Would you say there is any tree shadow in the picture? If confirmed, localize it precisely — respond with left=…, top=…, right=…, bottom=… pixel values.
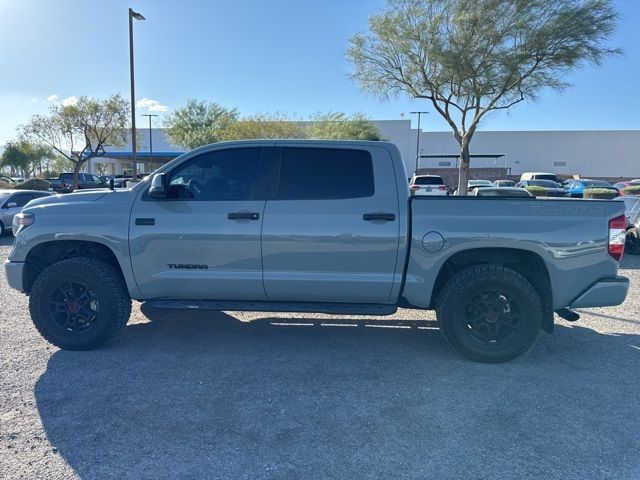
left=34, top=305, right=640, bottom=479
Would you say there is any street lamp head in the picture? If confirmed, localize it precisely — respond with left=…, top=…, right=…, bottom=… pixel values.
left=130, top=8, right=145, bottom=20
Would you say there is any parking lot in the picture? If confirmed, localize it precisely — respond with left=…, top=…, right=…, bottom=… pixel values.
left=0, top=234, right=639, bottom=479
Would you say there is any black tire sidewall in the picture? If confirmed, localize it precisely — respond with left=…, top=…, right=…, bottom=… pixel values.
left=437, top=266, right=542, bottom=362
left=626, top=228, right=640, bottom=255
left=30, top=259, right=127, bottom=349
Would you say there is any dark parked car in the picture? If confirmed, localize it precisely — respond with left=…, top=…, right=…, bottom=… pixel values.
left=59, top=172, right=109, bottom=190
left=473, top=187, right=532, bottom=198
left=515, top=180, right=568, bottom=197
left=47, top=178, right=73, bottom=194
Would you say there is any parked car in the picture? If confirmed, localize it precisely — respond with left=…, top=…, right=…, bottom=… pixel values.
left=0, top=189, right=53, bottom=236
left=515, top=180, right=568, bottom=197
left=58, top=172, right=110, bottom=190
left=47, top=178, right=73, bottom=194
left=473, top=187, right=532, bottom=197
left=617, top=195, right=640, bottom=255
left=613, top=180, right=640, bottom=193
left=493, top=180, right=515, bottom=187
left=5, top=140, right=629, bottom=363
left=409, top=174, right=448, bottom=196
left=564, top=179, right=618, bottom=198
left=520, top=172, right=561, bottom=183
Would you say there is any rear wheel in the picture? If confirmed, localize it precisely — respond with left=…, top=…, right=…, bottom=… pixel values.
left=626, top=227, right=640, bottom=255
left=436, top=264, right=542, bottom=363
left=29, top=257, right=132, bottom=350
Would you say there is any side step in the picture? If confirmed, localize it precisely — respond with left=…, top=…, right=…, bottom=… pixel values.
left=146, top=299, right=398, bottom=316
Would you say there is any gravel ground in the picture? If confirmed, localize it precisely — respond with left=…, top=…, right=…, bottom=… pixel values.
left=1, top=234, right=639, bottom=479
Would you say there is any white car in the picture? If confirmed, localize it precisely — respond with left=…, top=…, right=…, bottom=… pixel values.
left=409, top=175, right=448, bottom=196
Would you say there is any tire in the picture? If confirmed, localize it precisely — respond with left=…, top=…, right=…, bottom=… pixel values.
left=626, top=228, right=640, bottom=255
left=29, top=257, right=132, bottom=350
left=436, top=264, right=542, bottom=363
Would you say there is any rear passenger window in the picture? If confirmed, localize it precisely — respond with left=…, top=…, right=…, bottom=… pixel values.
left=277, top=148, right=374, bottom=200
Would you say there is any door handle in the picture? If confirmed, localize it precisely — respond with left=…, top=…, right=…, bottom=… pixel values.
left=228, top=212, right=260, bottom=220
left=135, top=218, right=155, bottom=226
left=363, top=212, right=396, bottom=222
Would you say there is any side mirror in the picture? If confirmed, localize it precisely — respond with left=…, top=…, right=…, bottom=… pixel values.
left=149, top=173, right=167, bottom=198
left=5, top=202, right=17, bottom=209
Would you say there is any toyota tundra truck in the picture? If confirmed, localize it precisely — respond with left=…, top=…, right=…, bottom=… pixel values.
left=4, top=140, right=629, bottom=362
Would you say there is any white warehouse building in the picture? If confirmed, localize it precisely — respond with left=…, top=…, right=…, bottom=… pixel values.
left=89, top=120, right=640, bottom=180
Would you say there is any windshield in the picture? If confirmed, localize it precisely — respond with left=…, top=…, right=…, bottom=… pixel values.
left=0, top=192, right=11, bottom=202
left=583, top=180, right=612, bottom=188
left=414, top=176, right=444, bottom=185
left=469, top=180, right=492, bottom=186
left=532, top=174, right=559, bottom=181
left=528, top=180, right=561, bottom=188
left=477, top=189, right=531, bottom=197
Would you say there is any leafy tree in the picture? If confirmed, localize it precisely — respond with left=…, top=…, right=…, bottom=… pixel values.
left=306, top=112, right=381, bottom=140
left=1, top=141, right=52, bottom=178
left=21, top=95, right=129, bottom=189
left=164, top=99, right=238, bottom=149
left=219, top=113, right=305, bottom=141
left=347, top=0, right=619, bottom=194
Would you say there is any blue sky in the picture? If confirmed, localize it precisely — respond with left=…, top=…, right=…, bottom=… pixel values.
left=0, top=0, right=638, bottom=144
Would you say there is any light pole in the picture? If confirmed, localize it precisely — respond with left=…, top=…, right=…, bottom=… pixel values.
left=409, top=111, right=429, bottom=174
left=129, top=7, right=145, bottom=180
left=142, top=114, right=158, bottom=165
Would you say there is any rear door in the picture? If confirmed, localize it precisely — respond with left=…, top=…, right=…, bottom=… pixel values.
left=261, top=145, right=401, bottom=303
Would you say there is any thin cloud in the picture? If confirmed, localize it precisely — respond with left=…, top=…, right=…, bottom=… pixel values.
left=61, top=96, right=79, bottom=107
left=46, top=94, right=58, bottom=102
left=137, top=97, right=168, bottom=112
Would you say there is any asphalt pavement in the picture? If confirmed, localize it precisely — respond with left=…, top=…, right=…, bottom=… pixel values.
left=1, top=234, right=639, bottom=479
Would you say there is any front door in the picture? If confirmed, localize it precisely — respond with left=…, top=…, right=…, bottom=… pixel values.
left=129, top=146, right=270, bottom=300
left=261, top=146, right=401, bottom=303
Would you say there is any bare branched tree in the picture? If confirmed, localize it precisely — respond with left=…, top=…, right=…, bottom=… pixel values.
left=21, top=95, right=129, bottom=189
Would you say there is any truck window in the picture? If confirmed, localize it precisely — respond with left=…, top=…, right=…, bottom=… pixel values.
left=167, top=148, right=262, bottom=201
left=276, top=148, right=374, bottom=200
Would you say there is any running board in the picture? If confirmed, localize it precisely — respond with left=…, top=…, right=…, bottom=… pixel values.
left=146, top=299, right=398, bottom=316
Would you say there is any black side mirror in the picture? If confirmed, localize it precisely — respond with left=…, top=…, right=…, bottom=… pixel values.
left=149, top=173, right=167, bottom=198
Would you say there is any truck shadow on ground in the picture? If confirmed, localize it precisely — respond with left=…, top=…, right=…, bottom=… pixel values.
left=0, top=234, right=14, bottom=247
left=35, top=306, right=640, bottom=480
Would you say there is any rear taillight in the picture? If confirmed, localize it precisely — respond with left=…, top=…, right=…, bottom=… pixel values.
left=608, top=214, right=626, bottom=261
left=410, top=185, right=420, bottom=190
left=439, top=185, right=446, bottom=191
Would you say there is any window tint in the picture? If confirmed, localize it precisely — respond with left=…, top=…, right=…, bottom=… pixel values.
left=168, top=148, right=262, bottom=201
left=277, top=148, right=374, bottom=200
left=414, top=176, right=444, bottom=185
left=10, top=194, right=34, bottom=207
left=90, top=175, right=103, bottom=184
left=59, top=173, right=73, bottom=182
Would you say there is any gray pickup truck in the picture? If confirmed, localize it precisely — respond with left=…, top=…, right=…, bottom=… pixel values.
left=4, top=140, right=629, bottom=362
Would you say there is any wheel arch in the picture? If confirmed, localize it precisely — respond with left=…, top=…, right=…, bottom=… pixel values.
left=431, top=247, right=554, bottom=332
left=24, top=240, right=127, bottom=294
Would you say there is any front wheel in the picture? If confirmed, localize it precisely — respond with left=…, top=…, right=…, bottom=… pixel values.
left=436, top=265, right=542, bottom=363
left=29, top=257, right=132, bottom=350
